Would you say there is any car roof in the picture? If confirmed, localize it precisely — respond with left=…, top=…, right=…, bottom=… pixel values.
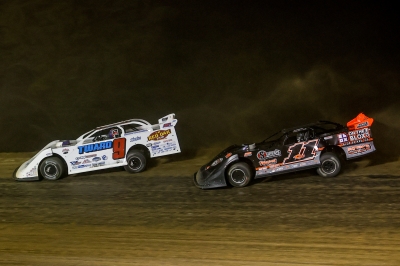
left=282, top=121, right=343, bottom=133
left=95, top=119, right=151, bottom=130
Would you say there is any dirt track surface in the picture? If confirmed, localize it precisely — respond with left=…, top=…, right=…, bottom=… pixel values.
left=1, top=152, right=400, bottom=265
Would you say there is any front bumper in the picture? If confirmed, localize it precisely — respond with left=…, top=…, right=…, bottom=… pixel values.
left=13, top=166, right=40, bottom=181
left=193, top=167, right=227, bottom=189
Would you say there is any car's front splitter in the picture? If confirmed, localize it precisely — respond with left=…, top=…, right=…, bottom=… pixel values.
left=13, top=166, right=39, bottom=181
left=193, top=167, right=227, bottom=189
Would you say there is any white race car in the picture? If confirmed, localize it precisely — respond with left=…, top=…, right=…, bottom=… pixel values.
left=14, top=113, right=181, bottom=181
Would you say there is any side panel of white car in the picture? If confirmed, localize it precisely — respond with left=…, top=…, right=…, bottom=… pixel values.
left=15, top=114, right=181, bottom=180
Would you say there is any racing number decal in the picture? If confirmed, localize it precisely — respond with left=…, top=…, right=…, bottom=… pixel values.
left=283, top=139, right=318, bottom=164
left=112, top=138, right=126, bottom=160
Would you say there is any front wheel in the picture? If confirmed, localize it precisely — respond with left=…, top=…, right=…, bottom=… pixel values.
left=227, top=162, right=253, bottom=187
left=124, top=150, right=146, bottom=173
left=317, top=152, right=341, bottom=177
left=39, top=157, right=65, bottom=180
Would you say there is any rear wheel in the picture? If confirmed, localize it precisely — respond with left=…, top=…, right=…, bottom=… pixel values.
left=227, top=162, right=253, bottom=187
left=39, top=157, right=64, bottom=180
left=317, top=152, right=341, bottom=177
left=124, top=150, right=146, bottom=173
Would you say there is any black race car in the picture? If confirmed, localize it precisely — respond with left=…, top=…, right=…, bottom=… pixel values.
left=194, top=113, right=375, bottom=189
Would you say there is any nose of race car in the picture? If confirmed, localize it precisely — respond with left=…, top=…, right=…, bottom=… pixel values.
left=193, top=169, right=206, bottom=188
left=193, top=166, right=227, bottom=189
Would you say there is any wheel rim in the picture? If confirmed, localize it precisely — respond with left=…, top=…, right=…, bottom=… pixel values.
left=128, top=157, right=142, bottom=170
left=321, top=159, right=336, bottom=174
left=230, top=169, right=247, bottom=184
left=44, top=163, right=59, bottom=178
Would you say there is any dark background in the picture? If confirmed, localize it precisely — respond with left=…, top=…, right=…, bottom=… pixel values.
left=1, top=1, right=399, bottom=156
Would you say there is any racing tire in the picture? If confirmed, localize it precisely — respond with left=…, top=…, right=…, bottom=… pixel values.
left=227, top=162, right=253, bottom=187
left=317, top=152, right=341, bottom=178
left=124, top=150, right=146, bottom=173
left=39, top=157, right=64, bottom=181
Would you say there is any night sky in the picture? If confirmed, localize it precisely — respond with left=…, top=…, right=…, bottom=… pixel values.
left=1, top=1, right=399, bottom=156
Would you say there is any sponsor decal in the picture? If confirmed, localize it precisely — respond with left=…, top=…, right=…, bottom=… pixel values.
left=92, top=157, right=101, bottom=162
left=76, top=154, right=98, bottom=160
left=130, top=136, right=141, bottom=142
left=244, top=152, right=252, bottom=157
left=163, top=123, right=172, bottom=128
left=150, top=140, right=177, bottom=155
left=78, top=164, right=91, bottom=168
left=70, top=161, right=81, bottom=166
left=25, top=166, right=37, bottom=177
left=347, top=144, right=371, bottom=154
left=102, top=155, right=108, bottom=160
left=78, top=141, right=112, bottom=154
left=338, top=133, right=349, bottom=143
left=225, top=153, right=232, bottom=158
left=348, top=128, right=370, bottom=141
left=324, top=136, right=333, bottom=140
left=62, top=148, right=69, bottom=154
left=92, top=162, right=105, bottom=167
left=147, top=129, right=171, bottom=141
left=257, top=149, right=281, bottom=160
left=211, top=158, right=223, bottom=167
left=46, top=153, right=52, bottom=156
left=357, top=122, right=369, bottom=128
left=259, top=159, right=277, bottom=166
left=82, top=159, right=91, bottom=164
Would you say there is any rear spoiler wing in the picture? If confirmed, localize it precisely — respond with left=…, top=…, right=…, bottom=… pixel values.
left=347, top=113, right=373, bottom=131
left=158, top=113, right=176, bottom=124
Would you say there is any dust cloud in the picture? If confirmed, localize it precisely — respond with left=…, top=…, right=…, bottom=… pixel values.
left=0, top=1, right=398, bottom=159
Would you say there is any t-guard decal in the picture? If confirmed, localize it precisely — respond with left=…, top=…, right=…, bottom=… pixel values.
left=77, top=138, right=127, bottom=161
left=283, top=139, right=319, bottom=164
left=78, top=141, right=113, bottom=154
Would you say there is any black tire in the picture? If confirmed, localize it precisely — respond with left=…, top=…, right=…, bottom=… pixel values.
left=124, top=150, right=146, bottom=173
left=39, top=157, right=64, bottom=181
left=227, top=162, right=253, bottom=187
left=317, top=152, right=341, bottom=177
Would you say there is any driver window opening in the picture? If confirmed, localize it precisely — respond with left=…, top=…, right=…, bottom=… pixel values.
left=90, top=127, right=122, bottom=142
left=284, top=130, right=310, bottom=145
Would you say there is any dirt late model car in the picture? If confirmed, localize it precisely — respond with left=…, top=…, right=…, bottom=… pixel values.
left=14, top=114, right=181, bottom=181
left=194, top=113, right=375, bottom=189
